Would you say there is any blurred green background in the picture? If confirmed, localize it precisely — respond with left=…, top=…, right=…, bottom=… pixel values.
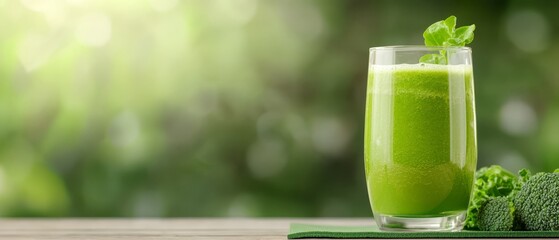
left=0, top=0, right=558, bottom=217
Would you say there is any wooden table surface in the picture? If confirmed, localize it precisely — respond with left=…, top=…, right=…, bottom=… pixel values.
left=0, top=218, right=374, bottom=240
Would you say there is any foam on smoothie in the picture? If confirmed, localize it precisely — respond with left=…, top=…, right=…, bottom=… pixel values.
left=369, top=64, right=473, bottom=99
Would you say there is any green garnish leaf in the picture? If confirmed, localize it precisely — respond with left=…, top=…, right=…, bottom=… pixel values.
left=453, top=25, right=475, bottom=45
left=419, top=54, right=447, bottom=64
left=423, top=17, right=453, bottom=47
left=420, top=15, right=475, bottom=64
left=444, top=15, right=456, bottom=33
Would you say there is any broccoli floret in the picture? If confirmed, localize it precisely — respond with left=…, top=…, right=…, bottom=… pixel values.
left=477, top=197, right=515, bottom=231
left=513, top=172, right=559, bottom=231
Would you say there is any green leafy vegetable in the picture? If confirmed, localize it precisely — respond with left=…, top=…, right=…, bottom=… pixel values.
left=515, top=168, right=531, bottom=193
left=421, top=15, right=476, bottom=64
left=465, top=165, right=519, bottom=230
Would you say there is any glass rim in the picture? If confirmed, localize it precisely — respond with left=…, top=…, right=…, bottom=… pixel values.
left=369, top=45, right=471, bottom=52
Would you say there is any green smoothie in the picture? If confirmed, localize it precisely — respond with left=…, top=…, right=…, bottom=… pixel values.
left=364, top=64, right=477, bottom=217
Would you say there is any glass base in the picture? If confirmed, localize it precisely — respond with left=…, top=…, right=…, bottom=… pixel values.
left=374, top=212, right=465, bottom=232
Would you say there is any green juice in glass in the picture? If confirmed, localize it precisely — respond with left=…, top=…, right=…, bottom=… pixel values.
left=364, top=64, right=477, bottom=217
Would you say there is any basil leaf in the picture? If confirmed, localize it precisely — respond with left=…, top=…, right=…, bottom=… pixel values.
left=423, top=20, right=452, bottom=46
left=454, top=25, right=476, bottom=45
left=419, top=16, right=475, bottom=64
left=419, top=54, right=446, bottom=64
left=444, top=15, right=456, bottom=33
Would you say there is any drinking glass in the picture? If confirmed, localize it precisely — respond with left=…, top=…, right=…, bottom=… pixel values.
left=364, top=46, right=477, bottom=231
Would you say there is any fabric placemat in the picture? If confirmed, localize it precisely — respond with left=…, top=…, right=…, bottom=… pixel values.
left=288, top=223, right=559, bottom=238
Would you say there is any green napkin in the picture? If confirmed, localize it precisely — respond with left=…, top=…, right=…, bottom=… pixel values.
left=288, top=223, right=559, bottom=238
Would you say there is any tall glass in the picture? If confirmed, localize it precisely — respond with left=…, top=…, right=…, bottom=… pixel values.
left=364, top=46, right=477, bottom=231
